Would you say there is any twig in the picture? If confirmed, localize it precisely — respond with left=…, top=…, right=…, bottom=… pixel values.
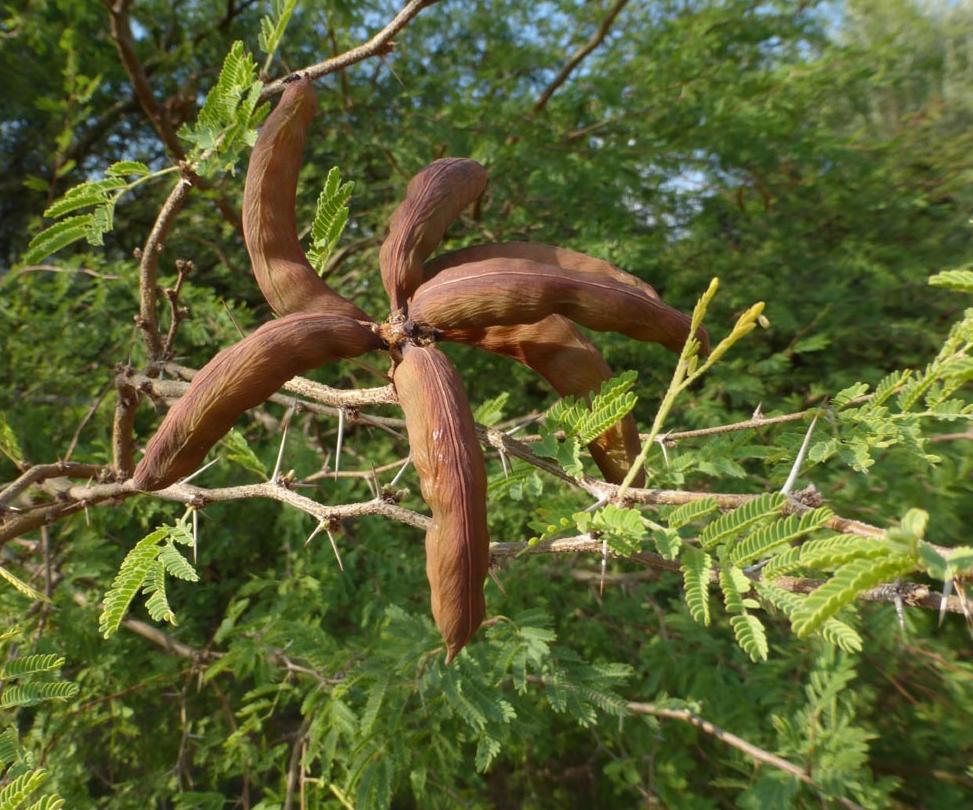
left=11, top=264, right=121, bottom=281
left=103, top=0, right=185, bottom=158
left=161, top=259, right=194, bottom=359
left=260, top=0, right=444, bottom=100
left=0, top=462, right=103, bottom=508
left=137, top=178, right=193, bottom=359
left=533, top=0, right=630, bottom=113
left=489, top=535, right=966, bottom=615
left=112, top=372, right=140, bottom=479
left=626, top=702, right=864, bottom=810
left=64, top=381, right=113, bottom=462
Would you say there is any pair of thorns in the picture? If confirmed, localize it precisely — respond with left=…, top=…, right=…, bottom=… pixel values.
left=134, top=75, right=707, bottom=661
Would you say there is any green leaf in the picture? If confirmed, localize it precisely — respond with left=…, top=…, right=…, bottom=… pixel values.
left=0, top=769, right=47, bottom=810
left=106, top=160, right=150, bottom=177
left=21, top=214, right=92, bottom=265
left=308, top=166, right=355, bottom=273
left=158, top=542, right=198, bottom=582
left=142, top=560, right=176, bottom=625
left=98, top=527, right=169, bottom=639
left=791, top=555, right=916, bottom=637
left=574, top=371, right=638, bottom=444
left=533, top=428, right=584, bottom=478
left=0, top=566, right=49, bottom=604
left=667, top=497, right=719, bottom=529
left=833, top=382, right=869, bottom=408
left=0, top=728, right=18, bottom=768
left=1, top=654, right=64, bottom=679
left=681, top=546, right=712, bottom=626
left=473, top=392, right=509, bottom=427
left=0, top=413, right=24, bottom=466
left=729, top=508, right=834, bottom=566
left=699, top=494, right=787, bottom=549
left=0, top=681, right=78, bottom=709
left=757, top=583, right=863, bottom=653
left=730, top=614, right=768, bottom=662
left=929, top=267, right=973, bottom=293
left=258, top=0, right=298, bottom=59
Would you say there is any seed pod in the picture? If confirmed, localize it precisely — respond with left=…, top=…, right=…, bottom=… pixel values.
left=133, top=314, right=382, bottom=491
left=426, top=241, right=662, bottom=302
left=442, top=317, right=643, bottom=485
left=409, top=258, right=709, bottom=355
left=381, top=158, right=487, bottom=311
left=243, top=75, right=372, bottom=321
left=393, top=343, right=489, bottom=663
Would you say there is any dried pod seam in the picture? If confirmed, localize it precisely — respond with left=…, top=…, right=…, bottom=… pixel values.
left=133, top=314, right=382, bottom=491
left=409, top=258, right=709, bottom=354
left=380, top=158, right=488, bottom=311
left=393, top=343, right=489, bottom=663
left=243, top=76, right=372, bottom=321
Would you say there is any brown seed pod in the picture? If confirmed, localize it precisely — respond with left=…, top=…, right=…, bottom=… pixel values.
left=243, top=75, right=372, bottom=321
left=442, top=317, right=644, bottom=485
left=133, top=314, right=382, bottom=491
left=393, top=343, right=489, bottom=663
left=409, top=258, right=709, bottom=355
left=380, top=158, right=488, bottom=311
left=426, top=240, right=662, bottom=301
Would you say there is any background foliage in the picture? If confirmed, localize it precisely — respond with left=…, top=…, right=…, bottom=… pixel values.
left=1, top=0, right=972, bottom=807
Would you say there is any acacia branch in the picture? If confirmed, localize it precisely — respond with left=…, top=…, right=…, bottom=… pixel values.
left=490, top=535, right=966, bottom=615
left=533, top=0, right=630, bottom=113
left=260, top=0, right=443, bottom=100
left=138, top=177, right=193, bottom=359
left=103, top=0, right=185, bottom=158
left=0, top=462, right=104, bottom=509
left=625, top=702, right=864, bottom=810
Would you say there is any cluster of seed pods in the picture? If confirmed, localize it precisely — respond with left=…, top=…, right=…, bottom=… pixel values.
left=133, top=75, right=708, bottom=662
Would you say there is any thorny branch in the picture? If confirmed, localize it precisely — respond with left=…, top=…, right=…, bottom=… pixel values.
left=259, top=0, right=443, bottom=100
left=1, top=365, right=965, bottom=616
left=136, top=177, right=193, bottom=360
left=533, top=0, right=631, bottom=113
left=625, top=701, right=865, bottom=810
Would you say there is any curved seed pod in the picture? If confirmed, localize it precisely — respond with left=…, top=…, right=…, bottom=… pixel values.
left=443, top=317, right=644, bottom=485
left=426, top=241, right=662, bottom=301
left=393, top=343, right=489, bottom=663
left=410, top=258, right=709, bottom=355
left=381, top=158, right=488, bottom=311
left=243, top=75, right=372, bottom=321
left=133, top=315, right=382, bottom=491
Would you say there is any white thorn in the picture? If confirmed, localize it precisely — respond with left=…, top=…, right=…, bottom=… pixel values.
left=656, top=434, right=671, bottom=469
left=781, top=414, right=818, bottom=496
left=325, top=528, right=344, bottom=571
left=600, top=537, right=608, bottom=597
left=305, top=521, right=325, bottom=547
left=192, top=507, right=199, bottom=565
left=939, top=578, right=954, bottom=628
left=389, top=455, right=412, bottom=487
left=272, top=405, right=296, bottom=484
left=751, top=402, right=763, bottom=420
left=894, top=590, right=906, bottom=633
left=488, top=568, right=507, bottom=596
left=585, top=494, right=609, bottom=513
left=333, top=408, right=345, bottom=479
left=179, top=456, right=221, bottom=486
left=498, top=447, right=510, bottom=478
